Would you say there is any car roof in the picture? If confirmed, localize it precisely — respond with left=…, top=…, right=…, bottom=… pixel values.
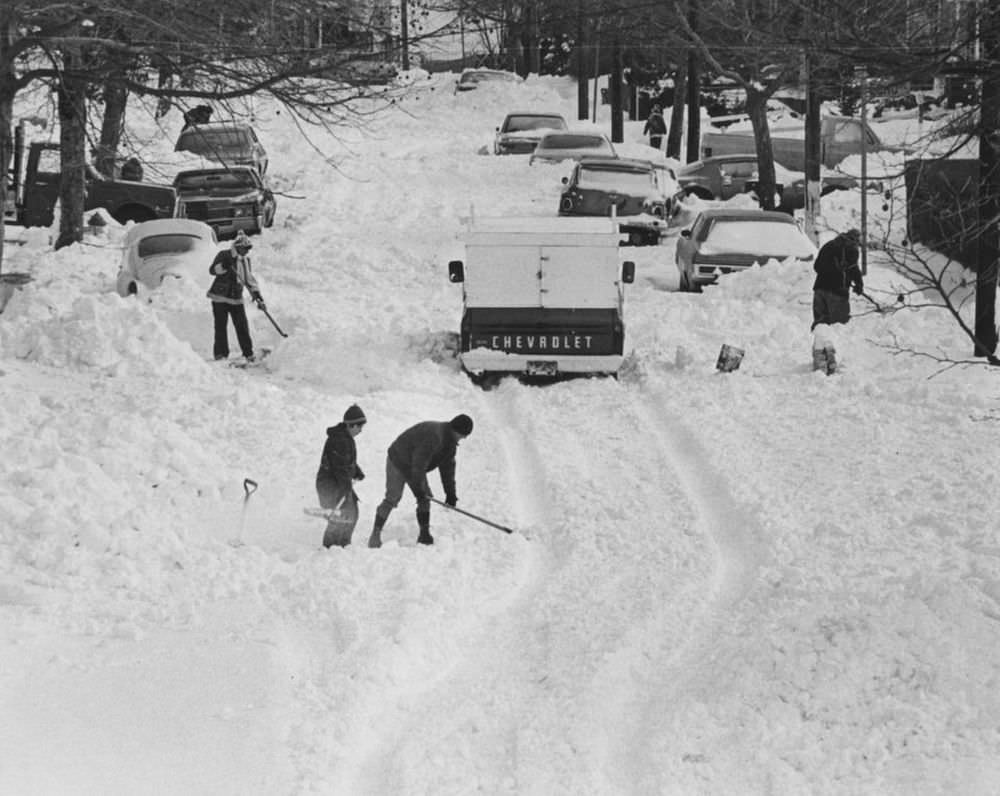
left=124, top=218, right=215, bottom=245
left=505, top=111, right=565, bottom=118
left=179, top=121, right=253, bottom=133
left=577, top=155, right=653, bottom=171
left=696, top=208, right=797, bottom=222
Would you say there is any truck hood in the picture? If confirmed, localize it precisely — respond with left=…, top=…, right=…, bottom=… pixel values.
left=176, top=188, right=258, bottom=202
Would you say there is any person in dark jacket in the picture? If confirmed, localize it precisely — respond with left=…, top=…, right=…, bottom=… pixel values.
left=811, top=228, right=863, bottom=331
left=643, top=104, right=667, bottom=150
left=207, top=230, right=265, bottom=362
left=316, top=404, right=367, bottom=548
left=368, top=414, right=474, bottom=548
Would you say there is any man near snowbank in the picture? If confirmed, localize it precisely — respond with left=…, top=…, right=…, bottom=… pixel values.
left=811, top=228, right=863, bottom=330
left=368, top=415, right=474, bottom=548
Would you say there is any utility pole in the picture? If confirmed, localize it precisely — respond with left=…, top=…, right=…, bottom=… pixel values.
left=577, top=0, right=588, bottom=119
left=802, top=7, right=821, bottom=244
left=400, top=0, right=409, bottom=71
left=684, top=0, right=700, bottom=164
left=611, top=34, right=623, bottom=143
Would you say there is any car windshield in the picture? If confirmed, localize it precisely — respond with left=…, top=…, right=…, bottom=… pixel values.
left=505, top=115, right=566, bottom=133
left=463, top=71, right=511, bottom=84
left=178, top=128, right=249, bottom=151
left=577, top=168, right=653, bottom=193
left=702, top=219, right=810, bottom=254
left=540, top=134, right=610, bottom=151
left=175, top=171, right=258, bottom=191
left=137, top=234, right=202, bottom=259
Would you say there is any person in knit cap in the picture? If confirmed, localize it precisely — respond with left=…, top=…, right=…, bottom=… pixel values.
left=315, top=404, right=367, bottom=548
left=207, top=230, right=265, bottom=362
left=368, top=414, right=474, bottom=548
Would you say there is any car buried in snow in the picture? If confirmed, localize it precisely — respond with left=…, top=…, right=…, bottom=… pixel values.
left=494, top=112, right=568, bottom=155
left=175, top=121, right=269, bottom=176
left=115, top=218, right=218, bottom=297
left=529, top=131, right=617, bottom=165
left=675, top=208, right=817, bottom=292
left=455, top=68, right=522, bottom=92
left=558, top=155, right=683, bottom=245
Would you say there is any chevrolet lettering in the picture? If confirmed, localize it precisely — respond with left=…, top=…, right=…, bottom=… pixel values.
left=448, top=217, right=635, bottom=383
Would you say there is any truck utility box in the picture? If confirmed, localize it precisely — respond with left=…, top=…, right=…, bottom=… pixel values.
left=448, top=217, right=635, bottom=379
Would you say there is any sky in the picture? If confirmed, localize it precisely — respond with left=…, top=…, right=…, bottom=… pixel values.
left=1, top=72, right=999, bottom=795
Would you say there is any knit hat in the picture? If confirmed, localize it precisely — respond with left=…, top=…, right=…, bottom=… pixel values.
left=450, top=414, right=473, bottom=436
left=343, top=404, right=366, bottom=425
left=232, top=230, right=252, bottom=252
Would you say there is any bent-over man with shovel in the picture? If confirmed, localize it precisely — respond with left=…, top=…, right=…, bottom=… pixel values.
left=368, top=414, right=473, bottom=548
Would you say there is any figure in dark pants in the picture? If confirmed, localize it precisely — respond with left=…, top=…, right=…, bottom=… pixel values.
left=206, top=231, right=265, bottom=363
left=368, top=414, right=474, bottom=548
left=643, top=103, right=667, bottom=150
left=315, top=404, right=367, bottom=548
left=811, top=228, right=864, bottom=374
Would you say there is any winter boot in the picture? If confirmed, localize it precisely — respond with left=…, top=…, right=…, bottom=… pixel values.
left=368, top=511, right=387, bottom=549
left=323, top=516, right=353, bottom=549
left=416, top=510, right=433, bottom=546
left=823, top=346, right=838, bottom=375
left=812, top=347, right=828, bottom=372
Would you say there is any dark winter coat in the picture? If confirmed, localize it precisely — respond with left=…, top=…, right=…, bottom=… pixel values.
left=813, top=234, right=863, bottom=297
left=207, top=249, right=261, bottom=305
left=316, top=423, right=364, bottom=510
left=643, top=112, right=667, bottom=137
left=387, top=421, right=460, bottom=501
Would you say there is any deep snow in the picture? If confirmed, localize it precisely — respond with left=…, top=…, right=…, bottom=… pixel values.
left=2, top=73, right=999, bottom=795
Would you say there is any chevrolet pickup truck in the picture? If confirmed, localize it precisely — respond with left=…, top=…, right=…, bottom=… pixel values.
left=701, top=116, right=898, bottom=170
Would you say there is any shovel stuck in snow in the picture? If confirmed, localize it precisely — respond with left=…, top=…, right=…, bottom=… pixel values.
left=231, top=478, right=258, bottom=547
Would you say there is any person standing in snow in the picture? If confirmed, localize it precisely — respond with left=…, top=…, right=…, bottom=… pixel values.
left=367, top=414, right=474, bottom=548
left=811, top=227, right=864, bottom=331
left=315, top=404, right=367, bottom=548
left=207, top=230, right=265, bottom=362
left=643, top=104, right=667, bottom=150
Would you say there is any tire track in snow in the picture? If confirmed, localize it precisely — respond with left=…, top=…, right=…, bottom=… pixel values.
left=354, top=377, right=727, bottom=793
left=603, top=382, right=768, bottom=792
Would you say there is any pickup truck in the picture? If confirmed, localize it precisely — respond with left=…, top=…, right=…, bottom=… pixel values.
left=447, top=216, right=635, bottom=382
left=701, top=115, right=897, bottom=170
left=4, top=122, right=176, bottom=228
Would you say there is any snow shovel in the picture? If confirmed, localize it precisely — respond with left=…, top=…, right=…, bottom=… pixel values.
left=858, top=291, right=890, bottom=314
left=231, top=477, right=258, bottom=547
left=429, top=497, right=517, bottom=535
left=259, top=305, right=288, bottom=338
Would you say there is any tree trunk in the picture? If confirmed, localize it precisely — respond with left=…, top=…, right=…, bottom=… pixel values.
left=56, top=51, right=87, bottom=251
left=684, top=46, right=700, bottom=164
left=610, top=36, right=623, bottom=143
left=96, top=76, right=128, bottom=179
left=576, top=6, right=588, bottom=121
left=666, top=61, right=687, bottom=160
left=976, top=5, right=999, bottom=358
left=0, top=88, right=12, bottom=275
left=747, top=88, right=778, bottom=211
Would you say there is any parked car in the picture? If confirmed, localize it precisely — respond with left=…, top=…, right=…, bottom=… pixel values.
left=455, top=69, right=522, bottom=92
left=175, top=122, right=268, bottom=175
left=494, top=112, right=568, bottom=155
left=676, top=153, right=859, bottom=211
left=115, top=219, right=218, bottom=297
left=529, top=131, right=617, bottom=165
left=173, top=166, right=276, bottom=240
left=675, top=208, right=817, bottom=292
left=558, top=156, right=682, bottom=245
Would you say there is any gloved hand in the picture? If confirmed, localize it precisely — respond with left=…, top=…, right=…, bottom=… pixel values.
left=354, top=470, right=365, bottom=482
left=852, top=283, right=863, bottom=296
left=445, top=494, right=457, bottom=507
left=253, top=293, right=266, bottom=310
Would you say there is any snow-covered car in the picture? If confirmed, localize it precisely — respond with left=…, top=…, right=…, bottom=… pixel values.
left=115, top=218, right=218, bottom=297
left=494, top=112, right=568, bottom=155
left=675, top=208, right=817, bottom=292
left=558, top=156, right=682, bottom=246
left=529, top=131, right=617, bottom=165
left=455, top=69, right=522, bottom=92
left=175, top=122, right=269, bottom=175
left=173, top=166, right=276, bottom=240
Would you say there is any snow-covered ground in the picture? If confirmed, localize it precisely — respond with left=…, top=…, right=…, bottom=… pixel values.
left=2, top=74, right=999, bottom=795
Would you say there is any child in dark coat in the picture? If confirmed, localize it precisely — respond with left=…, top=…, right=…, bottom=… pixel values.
left=315, top=404, right=367, bottom=547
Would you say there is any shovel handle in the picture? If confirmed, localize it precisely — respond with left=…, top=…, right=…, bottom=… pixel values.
left=429, top=497, right=515, bottom=534
left=243, top=478, right=258, bottom=497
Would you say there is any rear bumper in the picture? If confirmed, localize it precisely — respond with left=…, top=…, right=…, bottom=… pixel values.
left=461, top=349, right=623, bottom=375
